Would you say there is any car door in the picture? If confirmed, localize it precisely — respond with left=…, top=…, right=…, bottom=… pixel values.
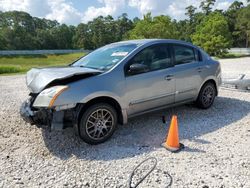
left=124, top=44, right=175, bottom=116
left=171, top=44, right=204, bottom=102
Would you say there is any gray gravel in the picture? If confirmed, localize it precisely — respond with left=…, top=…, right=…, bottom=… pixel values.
left=219, top=57, right=250, bottom=79
left=0, top=58, right=250, bottom=188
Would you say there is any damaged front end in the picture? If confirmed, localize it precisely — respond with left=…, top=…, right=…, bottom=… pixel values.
left=20, top=66, right=102, bottom=130
left=20, top=93, right=78, bottom=130
left=20, top=95, right=52, bottom=126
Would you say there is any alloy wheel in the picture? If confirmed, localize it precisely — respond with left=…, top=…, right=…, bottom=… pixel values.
left=202, top=85, right=215, bottom=107
left=85, top=108, right=114, bottom=140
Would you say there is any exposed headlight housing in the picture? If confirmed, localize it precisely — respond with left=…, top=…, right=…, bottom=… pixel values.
left=39, top=86, right=69, bottom=108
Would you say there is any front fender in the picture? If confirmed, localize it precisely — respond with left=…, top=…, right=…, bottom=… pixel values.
left=33, top=80, right=126, bottom=109
left=55, top=89, right=126, bottom=108
left=79, top=91, right=126, bottom=108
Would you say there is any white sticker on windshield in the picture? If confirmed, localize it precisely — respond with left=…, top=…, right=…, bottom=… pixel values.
left=111, top=52, right=129, bottom=57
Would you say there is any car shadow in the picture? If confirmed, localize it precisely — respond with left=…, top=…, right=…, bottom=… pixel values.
left=41, top=96, right=250, bottom=160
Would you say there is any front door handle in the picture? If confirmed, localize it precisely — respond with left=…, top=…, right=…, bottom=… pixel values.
left=165, top=75, right=174, bottom=81
left=196, top=67, right=203, bottom=73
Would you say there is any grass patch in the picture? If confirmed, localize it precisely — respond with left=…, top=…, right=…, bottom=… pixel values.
left=0, top=66, right=23, bottom=74
left=0, top=53, right=86, bottom=75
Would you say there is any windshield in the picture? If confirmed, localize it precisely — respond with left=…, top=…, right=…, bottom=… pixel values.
left=72, top=43, right=138, bottom=70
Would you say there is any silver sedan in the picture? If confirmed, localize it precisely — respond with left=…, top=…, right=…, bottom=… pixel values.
left=21, top=39, right=222, bottom=144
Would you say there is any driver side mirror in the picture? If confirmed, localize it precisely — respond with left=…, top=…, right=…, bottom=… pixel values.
left=128, top=63, right=149, bottom=75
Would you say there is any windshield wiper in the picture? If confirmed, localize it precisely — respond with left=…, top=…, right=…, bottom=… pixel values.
left=79, top=65, right=96, bottom=69
left=78, top=65, right=104, bottom=71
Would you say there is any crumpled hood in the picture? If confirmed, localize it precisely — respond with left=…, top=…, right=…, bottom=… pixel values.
left=26, top=66, right=102, bottom=93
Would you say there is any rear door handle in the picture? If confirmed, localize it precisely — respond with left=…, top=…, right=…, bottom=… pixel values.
left=165, top=75, right=174, bottom=81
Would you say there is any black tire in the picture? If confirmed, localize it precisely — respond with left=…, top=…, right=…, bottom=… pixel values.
left=78, top=103, right=117, bottom=145
left=196, top=82, right=216, bottom=109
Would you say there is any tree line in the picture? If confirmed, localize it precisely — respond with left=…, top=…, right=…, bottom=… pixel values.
left=0, top=0, right=250, bottom=56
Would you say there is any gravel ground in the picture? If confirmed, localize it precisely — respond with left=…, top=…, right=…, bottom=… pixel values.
left=219, top=57, right=250, bottom=79
left=0, top=58, right=250, bottom=188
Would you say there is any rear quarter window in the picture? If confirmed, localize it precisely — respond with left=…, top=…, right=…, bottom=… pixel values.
left=194, top=49, right=203, bottom=61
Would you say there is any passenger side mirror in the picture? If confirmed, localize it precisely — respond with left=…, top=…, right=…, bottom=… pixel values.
left=128, top=64, right=149, bottom=75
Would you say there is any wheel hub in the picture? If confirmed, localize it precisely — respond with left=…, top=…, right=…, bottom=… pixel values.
left=96, top=119, right=106, bottom=129
left=86, top=109, right=114, bottom=140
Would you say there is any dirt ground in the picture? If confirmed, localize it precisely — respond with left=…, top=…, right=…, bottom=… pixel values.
left=0, top=57, right=250, bottom=188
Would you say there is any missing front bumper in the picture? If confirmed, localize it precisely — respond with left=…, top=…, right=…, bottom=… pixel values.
left=20, top=98, right=36, bottom=124
left=20, top=98, right=52, bottom=126
left=20, top=98, right=77, bottom=130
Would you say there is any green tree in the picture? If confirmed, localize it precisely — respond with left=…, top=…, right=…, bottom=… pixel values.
left=0, top=32, right=7, bottom=50
left=235, top=5, right=250, bottom=47
left=51, top=24, right=75, bottom=49
left=128, top=13, right=178, bottom=39
left=73, top=23, right=93, bottom=49
left=176, top=5, right=198, bottom=42
left=35, top=29, right=56, bottom=49
left=192, top=12, right=232, bottom=56
left=200, top=0, right=216, bottom=15
left=0, top=11, right=37, bottom=49
left=176, top=6, right=206, bottom=43
left=228, top=1, right=244, bottom=10
left=0, top=11, right=62, bottom=50
left=225, top=1, right=244, bottom=47
left=87, top=15, right=118, bottom=49
left=116, top=13, right=133, bottom=40
left=175, top=20, right=190, bottom=41
left=1, top=6, right=248, bottom=51
left=133, top=17, right=140, bottom=25
left=185, top=5, right=197, bottom=23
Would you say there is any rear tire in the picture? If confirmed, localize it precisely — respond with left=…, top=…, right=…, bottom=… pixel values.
left=196, top=82, right=216, bottom=109
left=78, top=103, right=117, bottom=145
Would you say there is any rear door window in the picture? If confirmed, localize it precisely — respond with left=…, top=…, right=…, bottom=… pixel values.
left=173, top=45, right=196, bottom=65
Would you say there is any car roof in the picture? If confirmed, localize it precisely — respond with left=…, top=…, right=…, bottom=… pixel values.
left=111, top=39, right=194, bottom=47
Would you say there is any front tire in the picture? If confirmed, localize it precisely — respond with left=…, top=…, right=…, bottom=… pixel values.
left=196, top=82, right=216, bottom=109
left=78, top=103, right=117, bottom=145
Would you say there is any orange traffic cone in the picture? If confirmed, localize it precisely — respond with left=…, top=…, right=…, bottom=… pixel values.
left=162, top=115, right=184, bottom=152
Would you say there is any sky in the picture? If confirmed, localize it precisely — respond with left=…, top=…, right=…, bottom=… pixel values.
left=0, top=0, right=248, bottom=25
